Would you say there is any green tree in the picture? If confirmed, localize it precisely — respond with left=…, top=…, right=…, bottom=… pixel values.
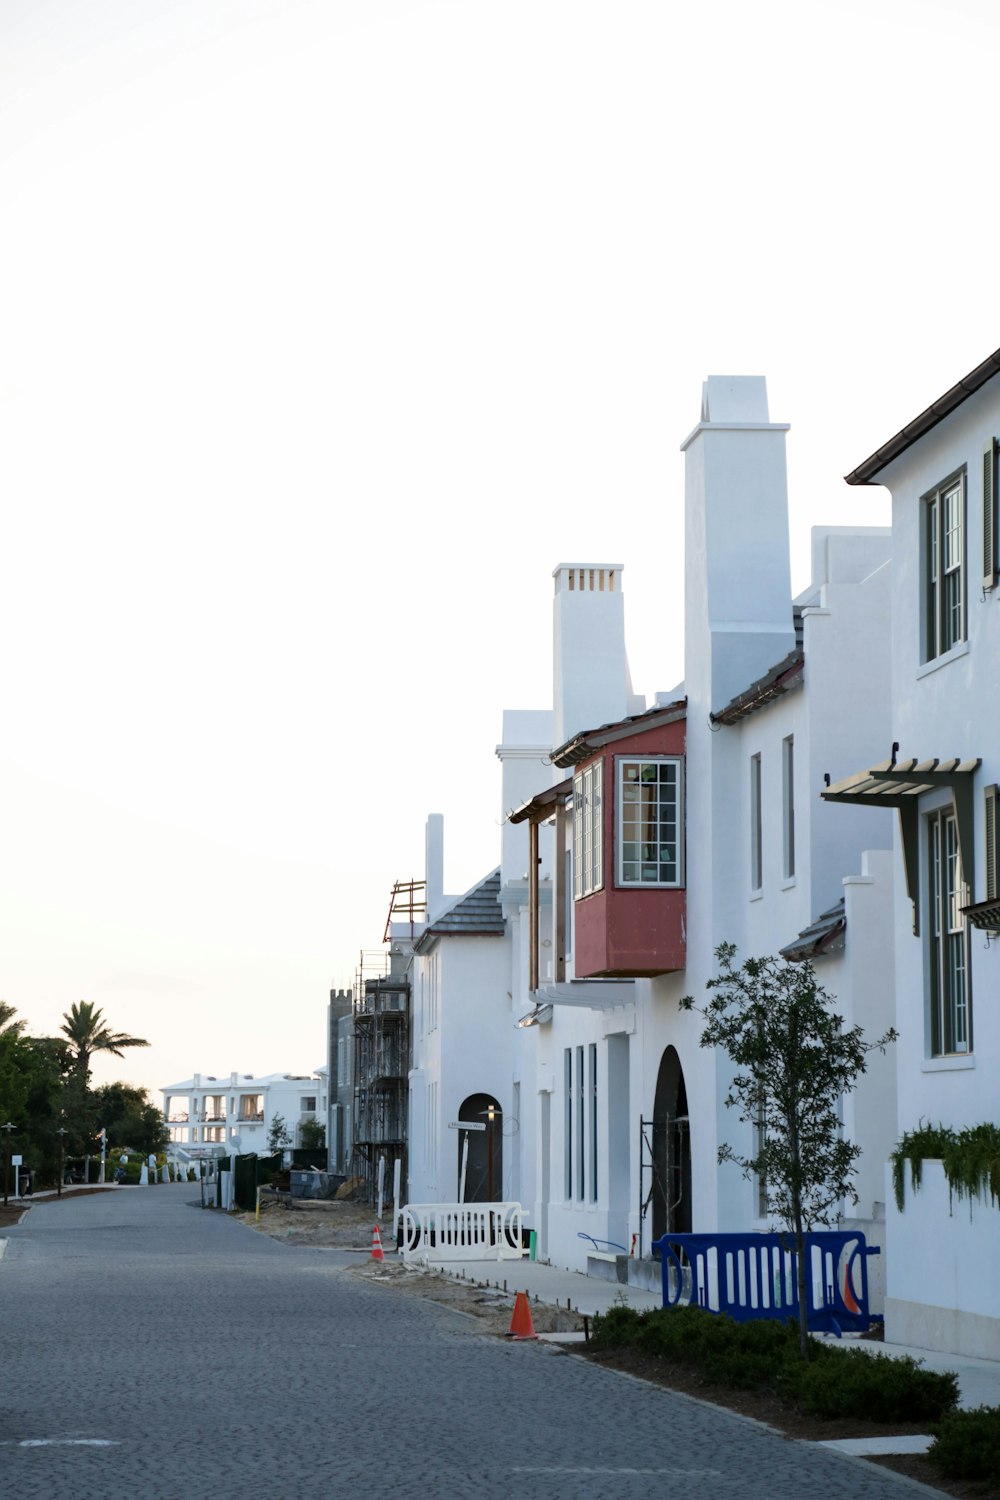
left=0, top=1010, right=74, bottom=1189
left=267, top=1113, right=292, bottom=1152
left=59, top=1003, right=150, bottom=1180
left=680, top=943, right=896, bottom=1358
left=59, top=1001, right=150, bottom=1085
left=298, top=1118, right=325, bottom=1150
left=91, top=1082, right=168, bottom=1160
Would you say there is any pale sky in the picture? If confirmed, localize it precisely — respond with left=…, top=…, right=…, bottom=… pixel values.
left=1, top=0, right=995, bottom=1101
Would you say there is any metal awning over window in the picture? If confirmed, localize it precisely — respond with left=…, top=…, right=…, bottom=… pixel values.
left=821, top=756, right=981, bottom=935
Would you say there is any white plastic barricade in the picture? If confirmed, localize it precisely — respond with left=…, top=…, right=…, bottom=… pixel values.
left=400, top=1202, right=526, bottom=1263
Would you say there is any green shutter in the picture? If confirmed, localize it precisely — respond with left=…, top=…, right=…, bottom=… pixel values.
left=984, top=440, right=997, bottom=591
left=986, top=784, right=999, bottom=903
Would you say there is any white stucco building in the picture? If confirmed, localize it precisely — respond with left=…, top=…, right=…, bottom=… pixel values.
left=398, top=374, right=901, bottom=1297
left=824, top=345, right=1000, bottom=1357
left=161, top=1069, right=328, bottom=1159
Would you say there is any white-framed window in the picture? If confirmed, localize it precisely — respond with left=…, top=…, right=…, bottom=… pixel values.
left=782, top=737, right=795, bottom=880
left=924, top=471, right=966, bottom=661
left=301, top=1096, right=317, bottom=1113
left=617, top=757, right=683, bottom=887
left=750, top=753, right=762, bottom=892
left=928, top=807, right=972, bottom=1056
left=573, top=762, right=604, bottom=898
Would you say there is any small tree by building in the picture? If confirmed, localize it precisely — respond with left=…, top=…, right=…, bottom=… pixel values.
left=680, top=943, right=896, bottom=1357
left=298, top=1118, right=325, bottom=1151
left=267, top=1113, right=292, bottom=1153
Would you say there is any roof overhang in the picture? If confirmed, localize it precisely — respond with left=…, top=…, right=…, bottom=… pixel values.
left=846, top=346, right=1000, bottom=486
left=508, top=777, right=572, bottom=826
left=551, top=700, right=686, bottom=770
left=710, top=652, right=803, bottom=726
left=961, top=897, right=1000, bottom=936
left=822, top=756, right=981, bottom=935
left=779, top=900, right=846, bottom=962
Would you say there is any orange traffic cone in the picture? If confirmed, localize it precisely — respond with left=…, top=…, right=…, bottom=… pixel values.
left=843, top=1268, right=860, bottom=1315
left=505, top=1291, right=538, bottom=1340
left=371, top=1225, right=384, bottom=1262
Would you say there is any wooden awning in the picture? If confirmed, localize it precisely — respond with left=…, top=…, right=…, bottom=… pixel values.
left=822, top=756, right=981, bottom=935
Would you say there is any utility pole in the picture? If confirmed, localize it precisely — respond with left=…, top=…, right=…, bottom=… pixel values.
left=2, top=1123, right=15, bottom=1208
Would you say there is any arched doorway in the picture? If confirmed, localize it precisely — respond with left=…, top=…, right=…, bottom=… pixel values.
left=457, top=1093, right=503, bottom=1203
left=651, top=1046, right=691, bottom=1243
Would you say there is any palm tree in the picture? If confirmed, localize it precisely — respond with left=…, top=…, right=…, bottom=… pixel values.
left=0, top=1000, right=25, bottom=1038
left=60, top=1003, right=149, bottom=1182
left=60, top=1001, right=149, bottom=1084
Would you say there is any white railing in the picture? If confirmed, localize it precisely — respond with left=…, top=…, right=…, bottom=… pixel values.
left=400, top=1202, right=526, bottom=1263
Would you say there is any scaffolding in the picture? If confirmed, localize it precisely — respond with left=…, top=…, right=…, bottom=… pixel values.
left=382, top=879, right=427, bottom=942
left=349, top=964, right=410, bottom=1206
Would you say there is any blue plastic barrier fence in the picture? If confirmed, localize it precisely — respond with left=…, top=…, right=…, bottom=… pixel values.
left=651, top=1230, right=880, bottom=1336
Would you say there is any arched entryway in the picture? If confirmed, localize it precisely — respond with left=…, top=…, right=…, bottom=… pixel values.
left=651, top=1046, right=692, bottom=1243
left=457, top=1093, right=503, bottom=1203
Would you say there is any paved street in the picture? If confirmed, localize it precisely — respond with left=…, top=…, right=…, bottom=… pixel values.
left=0, top=1187, right=936, bottom=1500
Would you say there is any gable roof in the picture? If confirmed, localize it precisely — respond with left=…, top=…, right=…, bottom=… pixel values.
left=846, top=345, right=1000, bottom=486
left=550, top=698, right=687, bottom=770
left=413, top=868, right=505, bottom=953
left=710, top=607, right=805, bottom=727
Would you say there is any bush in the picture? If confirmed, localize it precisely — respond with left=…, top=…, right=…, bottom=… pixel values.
left=590, top=1304, right=643, bottom=1348
left=590, top=1304, right=959, bottom=1425
left=791, top=1348, right=958, bottom=1423
left=928, top=1407, right=1000, bottom=1485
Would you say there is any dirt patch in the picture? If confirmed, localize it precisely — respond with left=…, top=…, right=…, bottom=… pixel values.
left=233, top=1197, right=383, bottom=1249
left=868, top=1454, right=999, bottom=1500
left=347, top=1257, right=585, bottom=1337
left=581, top=1346, right=934, bottom=1442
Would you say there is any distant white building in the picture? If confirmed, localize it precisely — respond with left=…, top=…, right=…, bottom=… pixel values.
left=161, top=1069, right=328, bottom=1158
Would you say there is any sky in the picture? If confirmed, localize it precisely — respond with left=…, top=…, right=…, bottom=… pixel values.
left=1, top=0, right=996, bottom=1101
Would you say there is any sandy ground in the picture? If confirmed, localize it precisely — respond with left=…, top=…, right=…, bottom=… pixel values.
left=236, top=1196, right=585, bottom=1336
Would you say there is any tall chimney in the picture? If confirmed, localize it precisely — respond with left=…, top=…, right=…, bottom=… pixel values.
left=552, top=563, right=637, bottom=750
left=681, top=377, right=795, bottom=716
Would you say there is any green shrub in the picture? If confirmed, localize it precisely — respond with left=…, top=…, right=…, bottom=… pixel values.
left=792, top=1348, right=958, bottom=1423
left=590, top=1304, right=643, bottom=1348
left=928, top=1407, right=1000, bottom=1485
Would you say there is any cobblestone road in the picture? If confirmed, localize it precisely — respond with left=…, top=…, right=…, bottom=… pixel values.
left=0, top=1187, right=935, bottom=1499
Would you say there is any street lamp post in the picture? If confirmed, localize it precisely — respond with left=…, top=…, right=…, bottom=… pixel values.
left=485, top=1104, right=497, bottom=1203
left=2, top=1123, right=16, bottom=1208
left=56, top=1127, right=68, bottom=1198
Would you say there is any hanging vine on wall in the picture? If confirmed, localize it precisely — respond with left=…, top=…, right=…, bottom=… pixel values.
left=891, top=1122, right=1000, bottom=1214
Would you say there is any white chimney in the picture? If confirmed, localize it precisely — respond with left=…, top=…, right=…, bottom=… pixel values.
left=681, top=377, right=795, bottom=716
left=552, top=563, right=638, bottom=750
left=424, top=814, right=444, bottom=921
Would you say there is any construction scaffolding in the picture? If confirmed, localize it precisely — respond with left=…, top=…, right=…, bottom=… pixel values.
left=382, top=879, right=427, bottom=942
left=350, top=960, right=410, bottom=1207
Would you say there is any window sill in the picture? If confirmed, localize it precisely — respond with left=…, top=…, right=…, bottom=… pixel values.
left=921, top=1055, right=975, bottom=1072
left=749, top=889, right=763, bottom=903
left=780, top=877, right=797, bottom=891
left=916, top=640, right=969, bottom=679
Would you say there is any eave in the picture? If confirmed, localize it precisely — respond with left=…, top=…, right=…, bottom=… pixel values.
left=846, top=346, right=1000, bottom=486
left=550, top=700, right=686, bottom=770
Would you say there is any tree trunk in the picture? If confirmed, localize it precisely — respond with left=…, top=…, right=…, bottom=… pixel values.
left=793, top=1193, right=809, bottom=1360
